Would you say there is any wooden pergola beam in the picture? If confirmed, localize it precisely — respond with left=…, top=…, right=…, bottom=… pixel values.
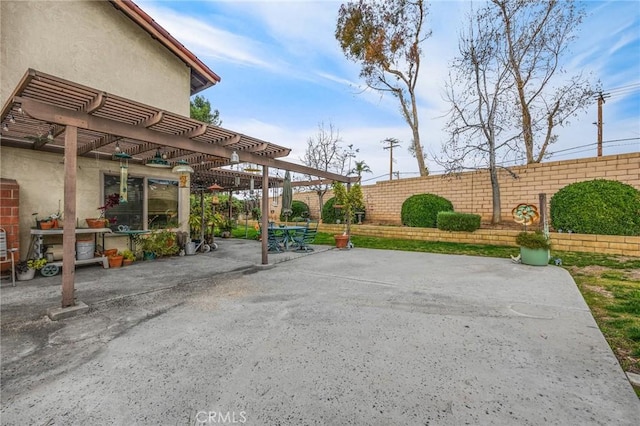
left=18, top=97, right=358, bottom=183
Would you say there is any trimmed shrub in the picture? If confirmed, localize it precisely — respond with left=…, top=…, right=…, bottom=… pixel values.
left=550, top=179, right=640, bottom=236
left=401, top=194, right=454, bottom=228
left=437, top=212, right=481, bottom=232
left=322, top=197, right=340, bottom=224
left=281, top=200, right=309, bottom=221
left=322, top=196, right=364, bottom=224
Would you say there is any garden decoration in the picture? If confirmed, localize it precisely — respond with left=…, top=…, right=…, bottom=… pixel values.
left=511, top=203, right=539, bottom=230
left=511, top=203, right=550, bottom=266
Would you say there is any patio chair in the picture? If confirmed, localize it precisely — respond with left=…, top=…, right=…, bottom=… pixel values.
left=266, top=224, right=284, bottom=253
left=294, top=221, right=318, bottom=252
left=1, top=227, right=17, bottom=287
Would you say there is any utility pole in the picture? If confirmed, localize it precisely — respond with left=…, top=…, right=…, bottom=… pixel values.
left=595, top=92, right=609, bottom=157
left=381, top=138, right=401, bottom=180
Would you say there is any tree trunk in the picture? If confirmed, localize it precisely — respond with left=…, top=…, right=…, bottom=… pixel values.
left=317, top=192, right=325, bottom=222
left=489, top=145, right=501, bottom=224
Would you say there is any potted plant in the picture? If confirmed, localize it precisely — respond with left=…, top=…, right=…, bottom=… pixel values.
left=86, top=193, right=120, bottom=228
left=108, top=251, right=124, bottom=268
left=139, top=230, right=179, bottom=259
left=331, top=182, right=364, bottom=248
left=219, top=219, right=234, bottom=238
left=122, top=249, right=135, bottom=266
left=15, top=258, right=47, bottom=281
left=516, top=230, right=551, bottom=266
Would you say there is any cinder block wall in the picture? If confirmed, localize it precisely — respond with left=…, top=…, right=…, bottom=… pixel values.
left=295, top=153, right=640, bottom=226
left=0, top=179, right=20, bottom=268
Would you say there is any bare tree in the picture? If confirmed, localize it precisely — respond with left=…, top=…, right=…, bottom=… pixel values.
left=491, top=0, right=597, bottom=163
left=442, top=7, right=520, bottom=224
left=336, top=0, right=431, bottom=176
left=301, top=122, right=348, bottom=220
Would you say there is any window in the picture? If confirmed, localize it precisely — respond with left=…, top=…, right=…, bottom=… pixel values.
left=147, top=179, right=179, bottom=229
left=103, top=175, right=178, bottom=230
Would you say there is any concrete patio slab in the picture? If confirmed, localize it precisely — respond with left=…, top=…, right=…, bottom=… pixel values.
left=1, top=239, right=638, bottom=425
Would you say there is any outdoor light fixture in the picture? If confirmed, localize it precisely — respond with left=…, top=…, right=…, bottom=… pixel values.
left=145, top=148, right=171, bottom=168
left=114, top=152, right=132, bottom=203
left=230, top=151, right=240, bottom=164
left=8, top=115, right=15, bottom=124
left=47, top=127, right=54, bottom=141
left=2, top=123, right=8, bottom=132
left=234, top=176, right=240, bottom=187
left=172, top=159, right=194, bottom=174
left=172, top=159, right=194, bottom=188
left=208, top=183, right=223, bottom=206
left=114, top=141, right=121, bottom=153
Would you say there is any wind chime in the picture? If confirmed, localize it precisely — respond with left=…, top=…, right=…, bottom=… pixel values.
left=114, top=144, right=131, bottom=203
left=271, top=171, right=279, bottom=207
left=244, top=163, right=261, bottom=195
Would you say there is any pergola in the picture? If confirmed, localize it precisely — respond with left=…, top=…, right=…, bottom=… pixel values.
left=1, top=69, right=357, bottom=308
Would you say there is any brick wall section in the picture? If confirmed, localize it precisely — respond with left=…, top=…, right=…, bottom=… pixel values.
left=247, top=221, right=638, bottom=256
left=0, top=178, right=20, bottom=269
left=318, top=224, right=640, bottom=257
left=294, top=153, right=640, bottom=226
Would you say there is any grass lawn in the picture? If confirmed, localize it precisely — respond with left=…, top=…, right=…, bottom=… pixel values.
left=233, top=226, right=640, bottom=395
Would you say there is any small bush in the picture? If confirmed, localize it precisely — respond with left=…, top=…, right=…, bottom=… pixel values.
left=280, top=200, right=309, bottom=221
left=401, top=194, right=454, bottom=228
left=322, top=197, right=340, bottom=224
left=516, top=231, right=551, bottom=250
left=437, top=212, right=481, bottom=232
left=550, top=179, right=640, bottom=236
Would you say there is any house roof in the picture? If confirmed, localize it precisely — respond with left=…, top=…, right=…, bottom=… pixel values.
left=108, top=0, right=221, bottom=95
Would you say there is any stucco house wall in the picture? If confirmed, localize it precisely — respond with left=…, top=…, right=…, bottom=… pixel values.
left=0, top=1, right=200, bottom=257
left=0, top=0, right=190, bottom=115
left=1, top=147, right=180, bottom=257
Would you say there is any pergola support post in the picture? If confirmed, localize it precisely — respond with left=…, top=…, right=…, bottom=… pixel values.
left=62, top=125, right=77, bottom=308
left=261, top=166, right=269, bottom=265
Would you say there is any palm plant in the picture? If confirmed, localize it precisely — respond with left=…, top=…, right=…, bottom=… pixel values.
left=351, top=160, right=372, bottom=180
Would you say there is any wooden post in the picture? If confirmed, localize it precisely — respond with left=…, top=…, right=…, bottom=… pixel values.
left=597, top=94, right=604, bottom=157
left=538, top=193, right=547, bottom=231
left=261, top=166, right=269, bottom=265
left=62, top=125, right=77, bottom=308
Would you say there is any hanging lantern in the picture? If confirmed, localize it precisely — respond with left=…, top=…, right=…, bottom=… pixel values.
left=249, top=177, right=255, bottom=193
left=208, top=183, right=223, bottom=206
left=172, top=159, right=194, bottom=188
left=234, top=176, right=240, bottom=187
left=114, top=152, right=132, bottom=204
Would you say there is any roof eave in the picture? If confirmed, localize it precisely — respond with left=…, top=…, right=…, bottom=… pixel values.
left=109, top=0, right=221, bottom=95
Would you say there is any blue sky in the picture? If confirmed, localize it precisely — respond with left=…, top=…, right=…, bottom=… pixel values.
left=138, top=0, right=639, bottom=183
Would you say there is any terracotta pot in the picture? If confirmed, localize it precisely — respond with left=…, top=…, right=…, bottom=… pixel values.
left=39, top=221, right=54, bottom=230
left=108, top=255, right=123, bottom=268
left=103, top=249, right=118, bottom=257
left=86, top=218, right=107, bottom=229
left=334, top=234, right=349, bottom=249
left=123, top=258, right=134, bottom=266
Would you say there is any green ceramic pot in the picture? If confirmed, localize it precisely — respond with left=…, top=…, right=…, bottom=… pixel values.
left=520, top=247, right=550, bottom=266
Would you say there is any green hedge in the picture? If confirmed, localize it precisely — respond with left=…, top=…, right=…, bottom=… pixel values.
left=550, top=179, right=640, bottom=236
left=437, top=212, right=481, bottom=232
left=401, top=194, right=453, bottom=228
left=322, top=197, right=340, bottom=224
left=322, top=196, right=364, bottom=224
left=281, top=200, right=309, bottom=221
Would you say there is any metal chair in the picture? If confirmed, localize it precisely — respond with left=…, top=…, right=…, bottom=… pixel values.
left=0, top=227, right=17, bottom=287
left=294, top=221, right=318, bottom=252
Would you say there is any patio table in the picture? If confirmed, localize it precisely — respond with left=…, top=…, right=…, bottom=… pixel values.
left=276, top=225, right=307, bottom=251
